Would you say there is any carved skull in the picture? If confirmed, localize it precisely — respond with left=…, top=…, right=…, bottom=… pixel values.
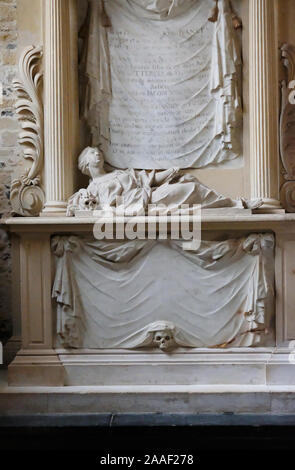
left=153, top=329, right=175, bottom=351
left=78, top=189, right=97, bottom=211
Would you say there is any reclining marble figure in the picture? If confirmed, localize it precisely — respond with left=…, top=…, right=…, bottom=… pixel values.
left=67, top=147, right=262, bottom=216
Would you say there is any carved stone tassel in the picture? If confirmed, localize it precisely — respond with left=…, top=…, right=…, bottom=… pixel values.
left=101, top=0, right=112, bottom=28
left=229, top=0, right=242, bottom=29
left=208, top=0, right=219, bottom=23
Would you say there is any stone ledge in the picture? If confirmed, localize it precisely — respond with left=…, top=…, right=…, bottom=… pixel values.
left=2, top=213, right=295, bottom=234
left=4, top=212, right=295, bottom=225
left=2, top=366, right=295, bottom=415
left=2, top=413, right=295, bottom=428
left=2, top=384, right=295, bottom=415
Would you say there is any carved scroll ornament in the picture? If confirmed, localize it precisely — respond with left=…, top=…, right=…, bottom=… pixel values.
left=10, top=45, right=45, bottom=216
left=280, top=44, right=295, bottom=212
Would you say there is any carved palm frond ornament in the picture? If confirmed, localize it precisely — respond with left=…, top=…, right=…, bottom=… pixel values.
left=10, top=45, right=45, bottom=216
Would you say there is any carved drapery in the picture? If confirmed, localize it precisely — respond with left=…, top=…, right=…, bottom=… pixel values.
left=52, top=234, right=274, bottom=350
left=80, top=0, right=243, bottom=169
left=280, top=43, right=295, bottom=212
left=209, top=0, right=242, bottom=28
left=10, top=46, right=45, bottom=217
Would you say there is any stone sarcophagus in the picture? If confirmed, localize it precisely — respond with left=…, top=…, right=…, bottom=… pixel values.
left=52, top=233, right=274, bottom=350
left=4, top=0, right=295, bottom=415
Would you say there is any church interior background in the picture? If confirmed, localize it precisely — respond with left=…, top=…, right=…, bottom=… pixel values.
left=2, top=1, right=295, bottom=439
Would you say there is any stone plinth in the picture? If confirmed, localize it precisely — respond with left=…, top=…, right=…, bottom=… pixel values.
left=3, top=214, right=295, bottom=388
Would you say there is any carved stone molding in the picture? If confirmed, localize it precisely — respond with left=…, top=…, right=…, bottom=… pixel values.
left=42, top=0, right=78, bottom=215
left=11, top=45, right=45, bottom=217
left=280, top=43, right=295, bottom=212
left=249, top=0, right=281, bottom=209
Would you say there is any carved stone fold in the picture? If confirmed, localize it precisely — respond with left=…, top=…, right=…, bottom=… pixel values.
left=280, top=43, right=295, bottom=212
left=52, top=234, right=274, bottom=350
left=81, top=0, right=243, bottom=169
left=10, top=45, right=45, bottom=217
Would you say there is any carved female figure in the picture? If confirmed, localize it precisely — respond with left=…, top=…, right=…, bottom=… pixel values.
left=67, top=147, right=262, bottom=216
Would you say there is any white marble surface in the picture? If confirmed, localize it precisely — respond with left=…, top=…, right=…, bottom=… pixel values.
left=4, top=213, right=295, bottom=226
left=52, top=234, right=274, bottom=349
left=66, top=147, right=261, bottom=216
left=83, top=0, right=242, bottom=168
left=3, top=368, right=295, bottom=415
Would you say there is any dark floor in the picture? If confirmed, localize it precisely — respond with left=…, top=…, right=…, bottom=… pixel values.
left=1, top=415, right=295, bottom=463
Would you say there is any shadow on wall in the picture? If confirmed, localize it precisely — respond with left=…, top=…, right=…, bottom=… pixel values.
left=0, top=0, right=18, bottom=352
left=0, top=230, right=12, bottom=346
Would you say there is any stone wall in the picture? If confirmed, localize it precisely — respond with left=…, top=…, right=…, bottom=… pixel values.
left=0, top=0, right=19, bottom=342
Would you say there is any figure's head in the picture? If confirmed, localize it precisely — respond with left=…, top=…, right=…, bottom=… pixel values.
left=78, top=147, right=104, bottom=176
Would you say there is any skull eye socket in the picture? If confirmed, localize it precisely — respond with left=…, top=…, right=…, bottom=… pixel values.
left=155, top=336, right=161, bottom=341
left=165, top=336, right=170, bottom=341
left=85, top=201, right=89, bottom=205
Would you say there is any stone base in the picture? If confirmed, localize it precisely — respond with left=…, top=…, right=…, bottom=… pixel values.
left=7, top=347, right=295, bottom=389
left=8, top=351, right=64, bottom=387
left=59, top=348, right=295, bottom=387
left=252, top=198, right=284, bottom=214
left=41, top=202, right=68, bottom=217
left=2, top=379, right=295, bottom=415
left=2, top=337, right=21, bottom=367
left=3, top=348, right=295, bottom=415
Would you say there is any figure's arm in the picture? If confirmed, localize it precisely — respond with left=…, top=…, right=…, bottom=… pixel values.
left=153, top=168, right=179, bottom=186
